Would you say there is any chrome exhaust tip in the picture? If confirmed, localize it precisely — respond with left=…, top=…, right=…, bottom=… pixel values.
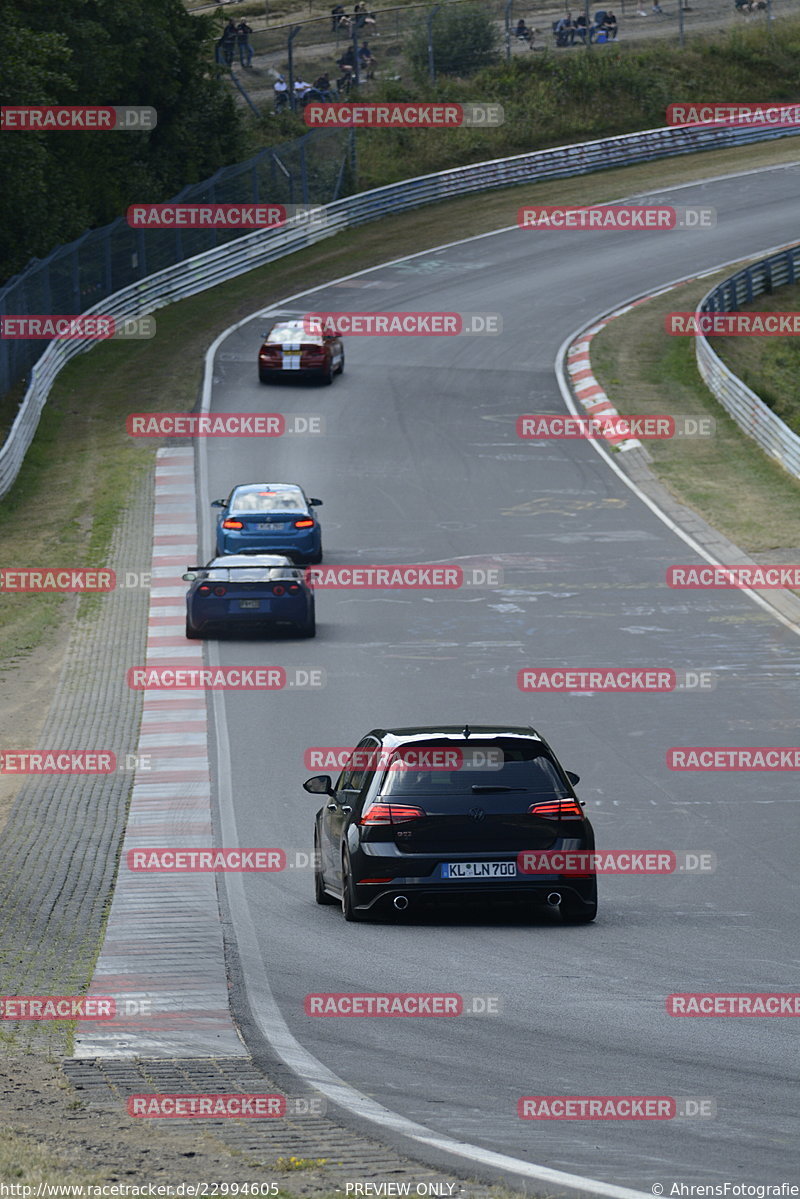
left=393, top=895, right=409, bottom=911
left=546, top=891, right=562, bottom=907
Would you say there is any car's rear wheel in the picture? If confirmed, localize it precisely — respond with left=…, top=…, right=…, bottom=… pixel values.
left=185, top=616, right=203, bottom=639
left=307, top=548, right=323, bottom=565
left=559, top=892, right=597, bottom=924
left=296, top=603, right=316, bottom=637
left=335, top=351, right=345, bottom=375
left=297, top=614, right=316, bottom=638
left=258, top=369, right=272, bottom=384
left=314, top=829, right=337, bottom=905
left=341, top=852, right=366, bottom=922
left=321, top=361, right=334, bottom=385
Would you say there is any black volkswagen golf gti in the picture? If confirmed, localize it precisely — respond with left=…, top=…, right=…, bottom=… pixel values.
left=305, top=725, right=597, bottom=924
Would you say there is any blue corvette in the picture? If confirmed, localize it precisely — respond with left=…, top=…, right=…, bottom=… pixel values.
left=213, top=482, right=323, bottom=563
left=183, top=554, right=315, bottom=638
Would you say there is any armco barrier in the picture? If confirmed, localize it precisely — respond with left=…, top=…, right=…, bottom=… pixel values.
left=2, top=120, right=798, bottom=499
left=695, top=243, right=800, bottom=479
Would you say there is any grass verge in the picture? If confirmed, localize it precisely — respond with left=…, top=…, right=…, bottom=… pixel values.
left=708, top=281, right=800, bottom=436
left=590, top=271, right=800, bottom=554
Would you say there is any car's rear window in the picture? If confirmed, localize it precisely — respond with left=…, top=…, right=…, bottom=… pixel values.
left=230, top=487, right=304, bottom=513
left=204, top=566, right=303, bottom=582
left=266, top=324, right=321, bottom=345
left=378, top=742, right=569, bottom=800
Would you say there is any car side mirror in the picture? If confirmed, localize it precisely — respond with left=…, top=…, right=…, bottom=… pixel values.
left=303, top=774, right=334, bottom=795
left=211, top=499, right=226, bottom=508
left=182, top=571, right=198, bottom=581
left=566, top=770, right=580, bottom=786
left=309, top=498, right=323, bottom=506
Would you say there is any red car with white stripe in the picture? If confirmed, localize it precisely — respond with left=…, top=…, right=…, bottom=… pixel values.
left=258, top=318, right=344, bottom=385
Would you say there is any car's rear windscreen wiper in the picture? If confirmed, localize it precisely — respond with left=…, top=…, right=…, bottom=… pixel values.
left=470, top=785, right=528, bottom=793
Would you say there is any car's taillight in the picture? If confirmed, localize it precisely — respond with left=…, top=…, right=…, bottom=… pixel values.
left=213, top=585, right=227, bottom=597
left=272, top=584, right=285, bottom=596
left=222, top=519, right=244, bottom=529
left=528, top=799, right=583, bottom=820
left=359, top=804, right=426, bottom=826
left=198, top=584, right=211, bottom=595
left=260, top=346, right=280, bottom=358
left=288, top=583, right=301, bottom=594
left=294, top=519, right=314, bottom=528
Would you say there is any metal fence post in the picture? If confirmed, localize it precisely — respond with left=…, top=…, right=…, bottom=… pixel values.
left=504, top=0, right=513, bottom=61
left=352, top=19, right=361, bottom=86
left=287, top=25, right=301, bottom=110
left=427, top=4, right=441, bottom=84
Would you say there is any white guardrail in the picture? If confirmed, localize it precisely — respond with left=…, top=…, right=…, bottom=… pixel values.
left=2, top=120, right=799, bottom=498
left=695, top=244, right=800, bottom=480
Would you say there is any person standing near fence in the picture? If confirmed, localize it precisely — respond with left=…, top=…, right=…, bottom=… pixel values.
left=217, top=18, right=237, bottom=66
left=237, top=20, right=254, bottom=67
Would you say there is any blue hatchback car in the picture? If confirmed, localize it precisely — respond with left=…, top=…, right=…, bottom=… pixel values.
left=213, top=482, right=323, bottom=563
left=183, top=554, right=315, bottom=638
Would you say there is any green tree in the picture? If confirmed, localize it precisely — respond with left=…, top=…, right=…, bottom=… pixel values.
left=0, top=0, right=244, bottom=281
left=407, top=5, right=500, bottom=81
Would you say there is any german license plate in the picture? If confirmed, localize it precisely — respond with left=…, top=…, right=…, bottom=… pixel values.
left=256, top=522, right=288, bottom=530
left=238, top=600, right=261, bottom=610
left=441, top=861, right=516, bottom=879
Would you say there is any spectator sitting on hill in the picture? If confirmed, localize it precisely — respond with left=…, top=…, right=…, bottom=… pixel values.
left=603, top=10, right=618, bottom=36
left=331, top=4, right=347, bottom=30
left=555, top=12, right=575, bottom=44
left=312, top=72, right=334, bottom=98
left=337, top=44, right=356, bottom=87
left=515, top=17, right=534, bottom=43
left=573, top=12, right=588, bottom=41
left=358, top=41, right=376, bottom=78
left=273, top=74, right=289, bottom=111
